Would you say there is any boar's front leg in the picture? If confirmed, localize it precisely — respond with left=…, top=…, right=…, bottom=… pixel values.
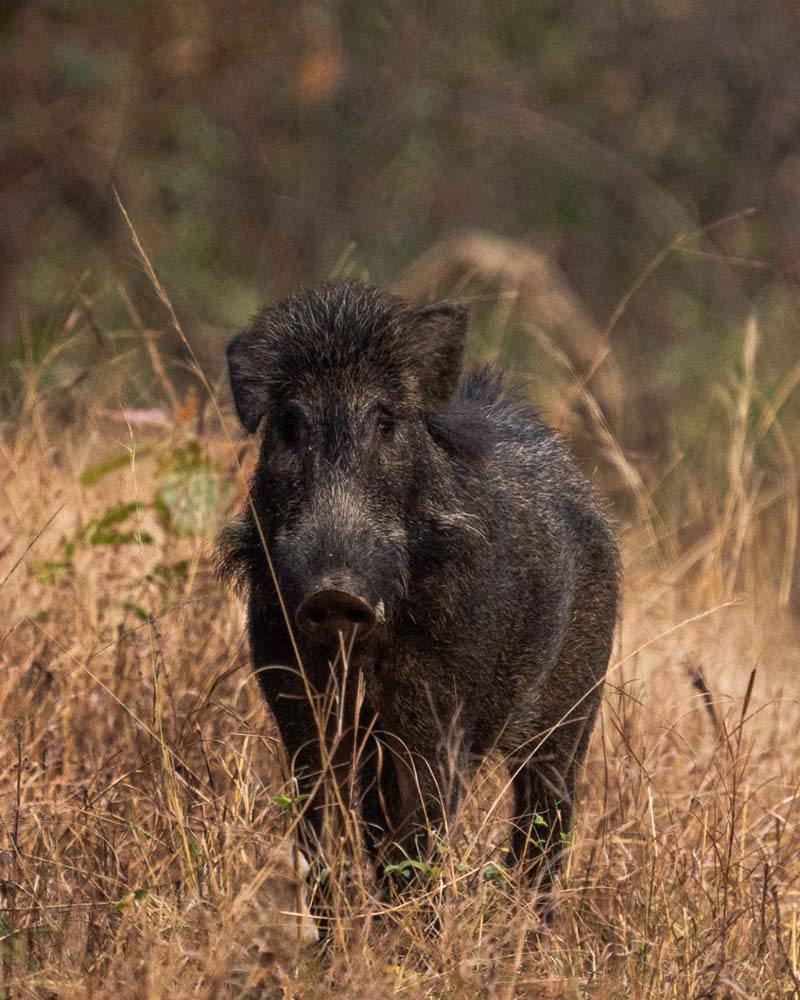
left=360, top=726, right=468, bottom=881
left=267, top=680, right=365, bottom=938
left=265, top=673, right=361, bottom=851
left=357, top=733, right=400, bottom=865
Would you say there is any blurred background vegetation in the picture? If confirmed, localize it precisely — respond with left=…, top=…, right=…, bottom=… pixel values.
left=1, top=0, right=799, bottom=488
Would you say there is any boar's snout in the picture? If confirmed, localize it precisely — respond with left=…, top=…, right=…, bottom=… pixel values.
left=295, top=587, right=377, bottom=644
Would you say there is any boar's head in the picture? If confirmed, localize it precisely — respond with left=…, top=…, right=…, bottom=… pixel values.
left=226, top=282, right=469, bottom=649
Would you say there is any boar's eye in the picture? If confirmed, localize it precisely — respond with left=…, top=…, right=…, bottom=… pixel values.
left=277, top=405, right=304, bottom=449
left=374, top=413, right=396, bottom=443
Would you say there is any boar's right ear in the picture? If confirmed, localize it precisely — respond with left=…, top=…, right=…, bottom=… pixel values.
left=412, top=300, right=469, bottom=408
left=227, top=327, right=271, bottom=433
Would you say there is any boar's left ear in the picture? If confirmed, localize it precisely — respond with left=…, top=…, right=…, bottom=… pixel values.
left=226, top=327, right=271, bottom=433
left=412, top=300, right=469, bottom=408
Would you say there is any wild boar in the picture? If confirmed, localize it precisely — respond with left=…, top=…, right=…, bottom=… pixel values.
left=220, top=280, right=620, bottom=897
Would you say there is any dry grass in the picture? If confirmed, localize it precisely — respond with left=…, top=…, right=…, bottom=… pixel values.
left=1, top=300, right=799, bottom=999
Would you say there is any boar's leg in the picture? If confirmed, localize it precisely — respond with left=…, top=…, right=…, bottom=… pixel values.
left=508, top=754, right=574, bottom=892
left=261, top=654, right=364, bottom=852
left=506, top=677, right=602, bottom=896
left=506, top=712, right=598, bottom=896
left=269, top=687, right=361, bottom=847
left=366, top=731, right=468, bottom=880
left=268, top=688, right=365, bottom=938
left=358, top=735, right=401, bottom=865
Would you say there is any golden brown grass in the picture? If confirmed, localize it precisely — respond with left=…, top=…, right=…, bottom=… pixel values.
left=1, top=300, right=799, bottom=999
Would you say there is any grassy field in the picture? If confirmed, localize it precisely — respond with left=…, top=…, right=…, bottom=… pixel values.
left=1, top=308, right=799, bottom=998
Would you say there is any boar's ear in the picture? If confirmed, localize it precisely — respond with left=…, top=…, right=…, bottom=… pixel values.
left=226, top=326, right=271, bottom=433
left=412, top=300, right=469, bottom=408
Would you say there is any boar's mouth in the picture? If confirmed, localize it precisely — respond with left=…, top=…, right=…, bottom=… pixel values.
left=295, top=586, right=379, bottom=645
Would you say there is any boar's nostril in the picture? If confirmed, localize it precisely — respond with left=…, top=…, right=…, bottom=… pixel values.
left=346, top=605, right=372, bottom=625
left=296, top=589, right=377, bottom=643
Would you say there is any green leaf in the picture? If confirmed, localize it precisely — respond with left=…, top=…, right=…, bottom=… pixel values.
left=272, top=792, right=310, bottom=808
left=88, top=529, right=153, bottom=547
left=30, top=559, right=71, bottom=585
left=81, top=503, right=152, bottom=547
left=155, top=469, right=227, bottom=536
left=122, top=602, right=150, bottom=622
left=154, top=441, right=231, bottom=536
left=150, top=560, right=190, bottom=588
left=383, top=861, right=414, bottom=879
left=90, top=501, right=141, bottom=529
left=79, top=448, right=151, bottom=487
left=383, top=858, right=438, bottom=881
left=482, top=862, right=510, bottom=883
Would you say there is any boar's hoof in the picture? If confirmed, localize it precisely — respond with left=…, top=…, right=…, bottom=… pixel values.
left=296, top=589, right=377, bottom=644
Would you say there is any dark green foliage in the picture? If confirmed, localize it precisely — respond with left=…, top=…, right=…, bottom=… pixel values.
left=30, top=502, right=152, bottom=584
left=1, top=0, right=798, bottom=459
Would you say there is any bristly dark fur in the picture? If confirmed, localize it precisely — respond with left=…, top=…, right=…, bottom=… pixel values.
left=218, top=280, right=621, bottom=914
left=216, top=515, right=261, bottom=595
left=225, top=281, right=468, bottom=433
